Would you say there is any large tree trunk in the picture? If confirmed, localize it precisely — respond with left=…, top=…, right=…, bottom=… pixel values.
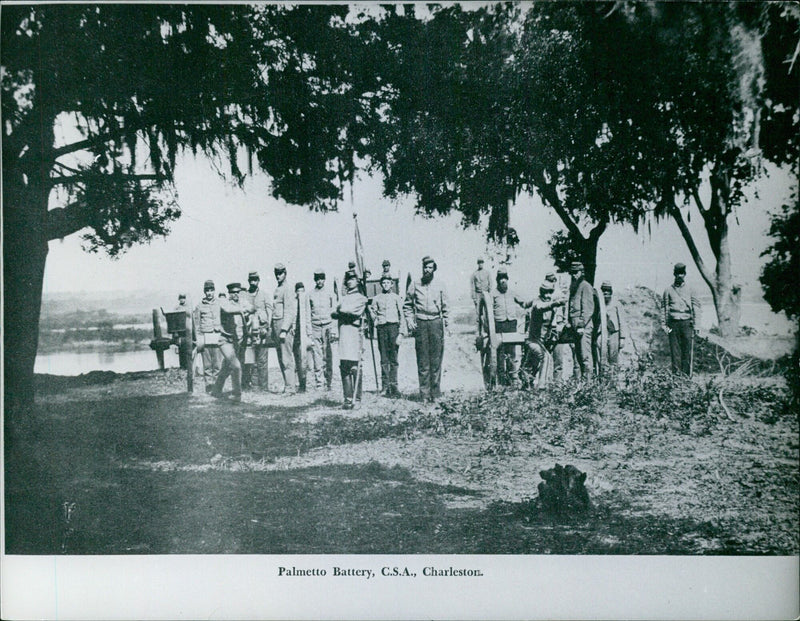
left=712, top=223, right=742, bottom=337
left=3, top=180, right=49, bottom=419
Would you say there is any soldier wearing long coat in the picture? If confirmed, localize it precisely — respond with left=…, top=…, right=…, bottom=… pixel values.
left=333, top=271, right=367, bottom=409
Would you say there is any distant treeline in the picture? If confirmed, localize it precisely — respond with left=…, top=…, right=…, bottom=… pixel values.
left=39, top=308, right=146, bottom=331
left=38, top=327, right=151, bottom=353
left=38, top=308, right=152, bottom=353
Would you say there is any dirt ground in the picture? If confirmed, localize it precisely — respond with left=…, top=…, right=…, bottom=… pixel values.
left=5, top=289, right=799, bottom=554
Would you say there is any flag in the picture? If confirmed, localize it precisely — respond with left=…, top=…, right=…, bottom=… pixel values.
left=353, top=214, right=366, bottom=279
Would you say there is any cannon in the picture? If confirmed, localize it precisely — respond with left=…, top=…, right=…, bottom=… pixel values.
left=475, top=291, right=526, bottom=389
left=150, top=308, right=195, bottom=393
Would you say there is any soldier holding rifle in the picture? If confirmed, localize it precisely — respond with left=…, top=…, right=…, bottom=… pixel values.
left=308, top=269, right=336, bottom=391
left=662, top=262, right=701, bottom=376
left=568, top=261, right=596, bottom=379
left=242, top=271, right=272, bottom=391
left=271, top=263, right=297, bottom=394
left=404, top=256, right=449, bottom=402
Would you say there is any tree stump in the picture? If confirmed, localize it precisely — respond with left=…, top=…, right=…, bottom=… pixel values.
left=537, top=463, right=591, bottom=514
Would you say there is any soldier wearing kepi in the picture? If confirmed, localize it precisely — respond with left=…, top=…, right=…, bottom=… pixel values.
left=404, top=256, right=449, bottom=402
left=525, top=281, right=567, bottom=386
left=308, top=269, right=335, bottom=391
left=662, top=263, right=701, bottom=375
left=174, top=293, right=189, bottom=312
left=568, top=261, right=596, bottom=379
left=293, top=282, right=313, bottom=393
left=271, top=263, right=297, bottom=393
left=491, top=269, right=527, bottom=386
left=470, top=258, right=492, bottom=309
left=370, top=273, right=404, bottom=397
left=241, top=271, right=272, bottom=391
left=333, top=270, right=368, bottom=409
left=381, top=259, right=393, bottom=280
left=210, top=282, right=250, bottom=403
left=193, top=280, right=222, bottom=391
left=598, top=281, right=625, bottom=370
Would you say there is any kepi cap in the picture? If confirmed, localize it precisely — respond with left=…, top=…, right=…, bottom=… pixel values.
left=570, top=261, right=584, bottom=272
left=540, top=281, right=555, bottom=293
left=380, top=273, right=393, bottom=283
left=274, top=263, right=286, bottom=273
left=295, top=282, right=305, bottom=291
left=601, top=281, right=613, bottom=291
left=203, top=279, right=215, bottom=290
left=248, top=271, right=259, bottom=280
left=496, top=269, right=509, bottom=281
left=674, top=262, right=686, bottom=274
left=544, top=272, right=556, bottom=281
left=227, top=282, right=242, bottom=292
left=314, top=268, right=325, bottom=277
left=382, top=259, right=390, bottom=267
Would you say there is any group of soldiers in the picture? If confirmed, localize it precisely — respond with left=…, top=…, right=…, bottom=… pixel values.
left=470, top=258, right=700, bottom=386
left=184, top=253, right=699, bottom=406
left=187, top=257, right=448, bottom=407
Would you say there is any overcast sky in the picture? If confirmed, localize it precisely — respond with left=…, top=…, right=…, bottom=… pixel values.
left=42, top=154, right=795, bottom=306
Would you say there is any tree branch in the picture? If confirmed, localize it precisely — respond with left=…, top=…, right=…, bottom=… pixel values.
left=536, top=170, right=585, bottom=241
left=670, top=202, right=715, bottom=292
left=51, top=127, right=132, bottom=159
left=46, top=202, right=91, bottom=240
left=47, top=173, right=166, bottom=190
left=691, top=187, right=706, bottom=214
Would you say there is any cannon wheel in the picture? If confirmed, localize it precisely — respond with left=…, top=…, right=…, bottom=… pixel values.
left=477, top=291, right=498, bottom=389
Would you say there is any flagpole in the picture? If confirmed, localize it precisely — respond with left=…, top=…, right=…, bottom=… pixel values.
left=353, top=213, right=381, bottom=392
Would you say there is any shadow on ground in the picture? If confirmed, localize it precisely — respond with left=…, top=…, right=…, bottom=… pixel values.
left=7, top=451, right=759, bottom=555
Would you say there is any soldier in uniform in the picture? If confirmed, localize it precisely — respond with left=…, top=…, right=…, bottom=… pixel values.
left=293, top=282, right=312, bottom=392
left=193, top=280, right=222, bottom=391
left=568, top=261, right=596, bottom=379
left=174, top=293, right=189, bottom=312
left=332, top=271, right=367, bottom=409
left=210, top=282, right=250, bottom=403
left=403, top=256, right=449, bottom=402
left=470, top=258, right=492, bottom=309
left=662, top=263, right=700, bottom=375
left=271, top=263, right=297, bottom=393
left=380, top=259, right=393, bottom=281
left=525, top=281, right=567, bottom=384
left=308, top=269, right=335, bottom=391
left=369, top=273, right=404, bottom=397
left=597, top=281, right=625, bottom=370
left=491, top=269, right=527, bottom=386
left=241, top=271, right=272, bottom=391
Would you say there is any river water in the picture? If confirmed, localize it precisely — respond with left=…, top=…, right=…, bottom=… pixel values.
left=35, top=348, right=180, bottom=376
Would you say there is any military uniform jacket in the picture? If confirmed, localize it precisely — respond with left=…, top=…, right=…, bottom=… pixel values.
left=370, top=291, right=403, bottom=326
left=272, top=282, right=297, bottom=332
left=663, top=283, right=700, bottom=325
left=569, top=279, right=596, bottom=329
left=308, top=287, right=335, bottom=327
left=491, top=289, right=526, bottom=323
left=242, top=287, right=272, bottom=328
left=605, top=299, right=625, bottom=335
left=529, top=297, right=565, bottom=342
left=219, top=298, right=246, bottom=342
left=194, top=298, right=221, bottom=334
left=403, top=279, right=449, bottom=325
left=470, top=269, right=491, bottom=301
left=335, top=291, right=367, bottom=362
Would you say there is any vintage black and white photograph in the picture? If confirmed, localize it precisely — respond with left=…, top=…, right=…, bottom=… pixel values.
left=2, top=1, right=799, bottom=618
